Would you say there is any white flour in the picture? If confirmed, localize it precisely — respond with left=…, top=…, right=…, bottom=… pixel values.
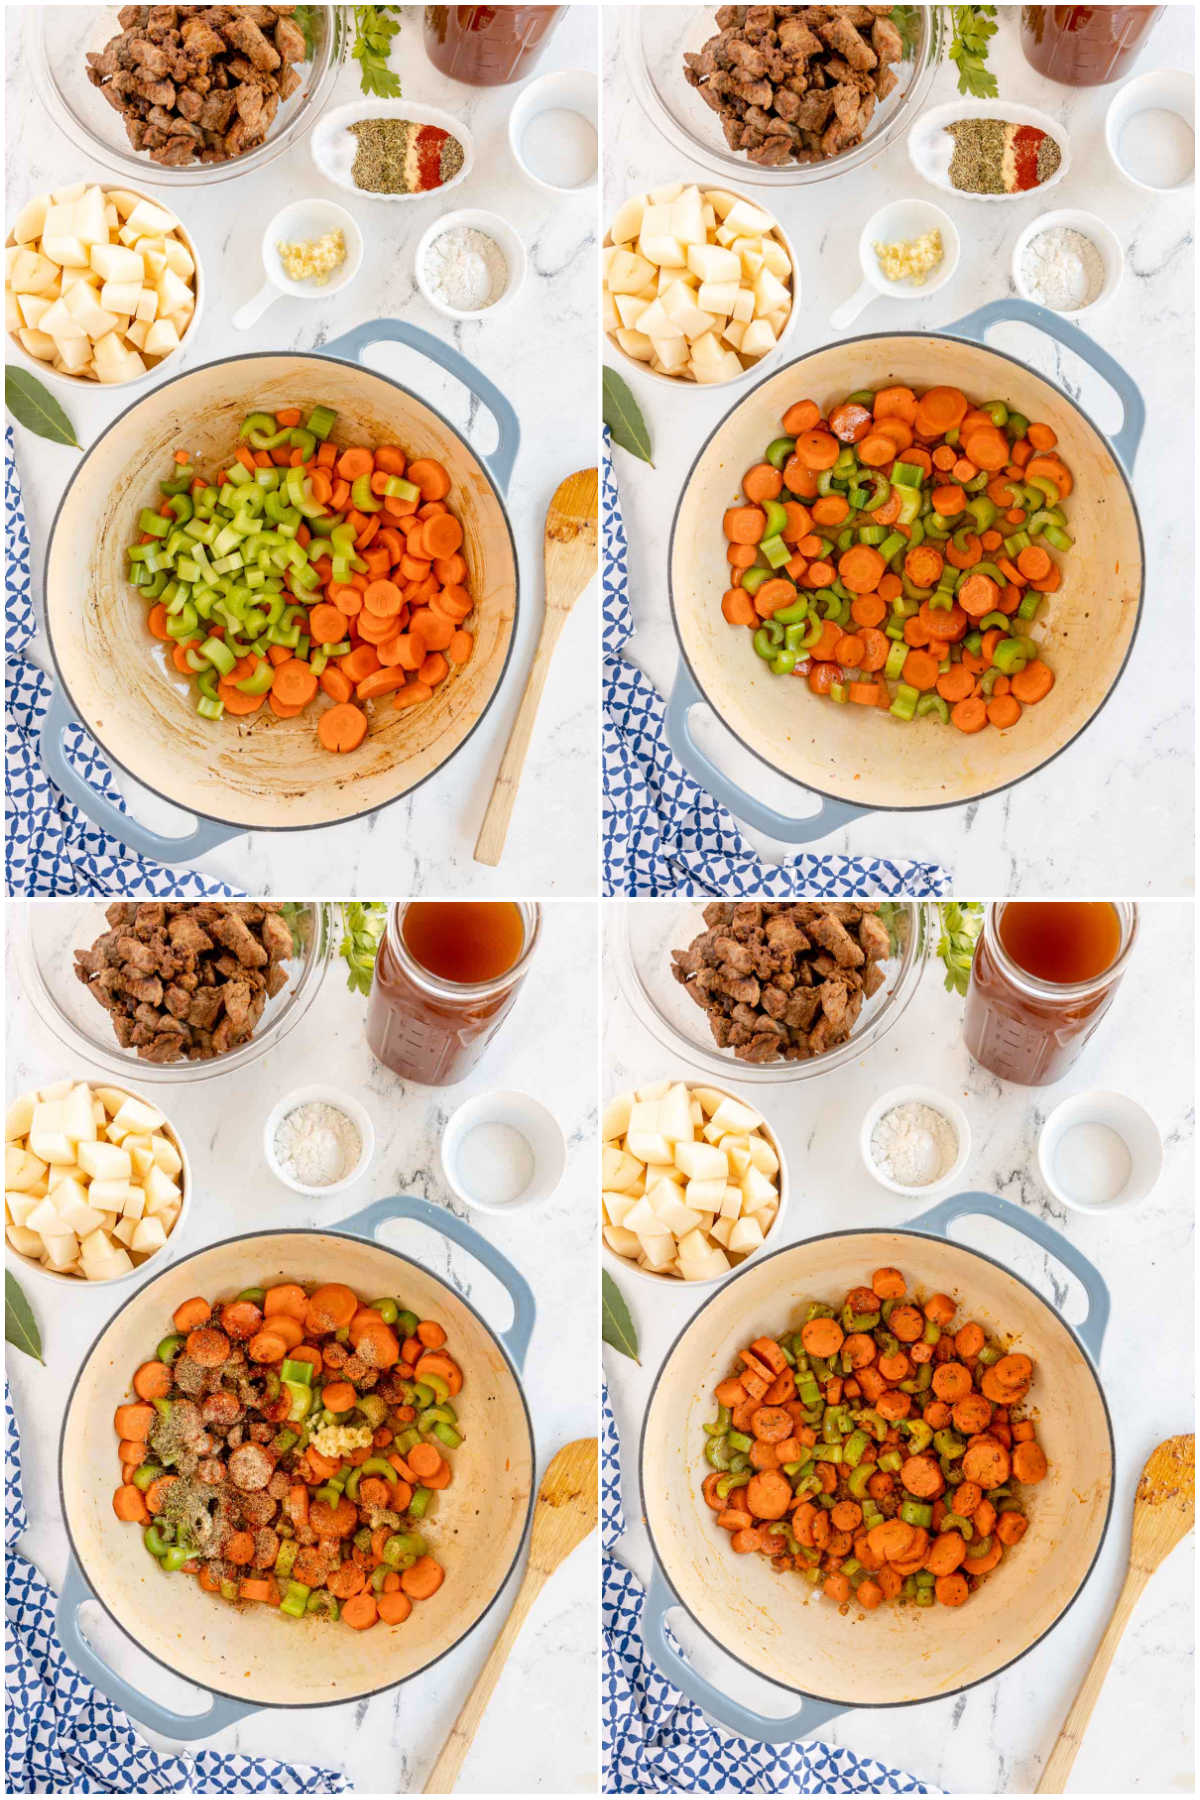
left=422, top=226, right=508, bottom=312
left=870, top=1101, right=958, bottom=1188
left=274, top=1101, right=360, bottom=1188
left=1019, top=226, right=1105, bottom=312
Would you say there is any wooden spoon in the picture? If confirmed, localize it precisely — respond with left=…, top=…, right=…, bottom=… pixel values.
left=422, top=1437, right=598, bottom=1793
left=473, top=468, right=598, bottom=866
left=1037, top=1433, right=1194, bottom=1792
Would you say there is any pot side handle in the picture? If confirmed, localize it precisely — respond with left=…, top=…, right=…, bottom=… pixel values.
left=666, top=661, right=869, bottom=845
left=944, top=297, right=1145, bottom=472
left=56, top=1556, right=257, bottom=1740
left=321, top=319, right=520, bottom=494
left=334, top=1194, right=536, bottom=1371
left=642, top=1565, right=846, bottom=1743
left=908, top=1189, right=1111, bottom=1364
left=39, top=688, right=242, bottom=863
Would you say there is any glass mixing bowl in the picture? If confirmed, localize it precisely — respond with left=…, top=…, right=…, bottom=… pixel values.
left=17, top=901, right=336, bottom=1084
left=30, top=6, right=345, bottom=186
left=622, top=5, right=945, bottom=188
left=613, top=900, right=933, bottom=1084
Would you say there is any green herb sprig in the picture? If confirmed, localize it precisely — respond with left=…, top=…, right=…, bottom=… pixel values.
left=949, top=6, right=998, bottom=98
left=340, top=901, right=388, bottom=996
left=937, top=901, right=984, bottom=996
left=351, top=6, right=404, bottom=98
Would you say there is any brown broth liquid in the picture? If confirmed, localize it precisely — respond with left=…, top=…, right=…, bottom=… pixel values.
left=998, top=901, right=1122, bottom=984
left=366, top=901, right=532, bottom=1086
left=964, top=901, right=1126, bottom=1086
left=402, top=901, right=525, bottom=984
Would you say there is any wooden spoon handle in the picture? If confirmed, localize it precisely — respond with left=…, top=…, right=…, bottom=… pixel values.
left=473, top=613, right=565, bottom=867
left=1036, top=1565, right=1149, bottom=1792
left=422, top=1565, right=548, bottom=1792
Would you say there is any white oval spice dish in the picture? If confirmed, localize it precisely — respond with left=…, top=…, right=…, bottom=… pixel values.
left=908, top=100, right=1071, bottom=203
left=311, top=101, right=474, bottom=202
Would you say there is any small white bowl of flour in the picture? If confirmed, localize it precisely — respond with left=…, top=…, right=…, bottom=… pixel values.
left=415, top=209, right=527, bottom=322
left=1012, top=208, right=1123, bottom=318
left=860, top=1086, right=970, bottom=1199
left=265, top=1086, right=374, bottom=1199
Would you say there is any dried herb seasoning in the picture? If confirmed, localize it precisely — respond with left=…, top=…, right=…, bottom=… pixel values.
left=349, top=118, right=464, bottom=194
left=946, top=118, right=1061, bottom=195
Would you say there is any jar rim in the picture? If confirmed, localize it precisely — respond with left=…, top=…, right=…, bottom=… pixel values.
left=383, top=901, right=542, bottom=1001
left=982, top=901, right=1139, bottom=1002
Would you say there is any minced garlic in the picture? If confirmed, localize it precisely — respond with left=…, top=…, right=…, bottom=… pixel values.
left=308, top=1421, right=373, bottom=1459
left=277, top=228, right=347, bottom=286
left=874, top=229, right=943, bottom=287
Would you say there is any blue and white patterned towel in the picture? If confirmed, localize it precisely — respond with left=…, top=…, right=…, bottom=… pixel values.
left=602, top=1388, right=938, bottom=1794
left=5, top=1386, right=351, bottom=1793
left=4, top=436, right=238, bottom=898
left=601, top=441, right=947, bottom=899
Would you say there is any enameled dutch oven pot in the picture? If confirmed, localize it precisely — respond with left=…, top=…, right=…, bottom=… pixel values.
left=39, top=321, right=520, bottom=864
left=667, top=298, right=1146, bottom=843
left=638, top=1193, right=1113, bottom=1740
left=56, top=1197, right=535, bottom=1738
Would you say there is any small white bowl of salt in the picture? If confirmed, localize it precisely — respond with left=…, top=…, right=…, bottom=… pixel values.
left=860, top=1086, right=970, bottom=1200
left=441, top=1089, right=566, bottom=1216
left=264, top=1086, right=374, bottom=1199
left=414, top=209, right=527, bottom=323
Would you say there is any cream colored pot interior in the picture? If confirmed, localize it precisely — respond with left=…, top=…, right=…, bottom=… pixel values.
left=672, top=336, right=1142, bottom=809
left=643, top=1230, right=1111, bottom=1708
left=62, top=1230, right=533, bottom=1708
left=46, top=355, right=516, bottom=831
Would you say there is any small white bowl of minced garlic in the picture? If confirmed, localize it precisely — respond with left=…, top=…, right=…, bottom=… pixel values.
left=232, top=198, right=363, bottom=331
left=860, top=1086, right=971, bottom=1198
left=831, top=197, right=960, bottom=333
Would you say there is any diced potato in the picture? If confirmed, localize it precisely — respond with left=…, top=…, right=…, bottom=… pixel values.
left=79, top=1140, right=134, bottom=1184
left=156, top=266, right=193, bottom=315
left=625, top=1129, right=675, bottom=1167
left=42, top=1231, right=82, bottom=1270
left=112, top=1216, right=137, bottom=1247
left=722, top=319, right=747, bottom=351
left=144, top=317, right=181, bottom=358
left=674, top=1140, right=727, bottom=1182
left=94, top=1088, right=131, bottom=1116
left=649, top=334, right=690, bottom=374
left=685, top=1176, right=727, bottom=1212
left=108, top=189, right=144, bottom=219
left=150, top=1134, right=182, bottom=1178
left=28, top=1125, right=75, bottom=1163
left=63, top=281, right=119, bottom=338
left=131, top=1214, right=167, bottom=1254
left=6, top=1192, right=39, bottom=1228
left=99, top=279, right=144, bottom=316
left=602, top=289, right=620, bottom=332
left=6, top=1145, right=46, bottom=1190
left=121, top=1185, right=147, bottom=1221
left=609, top=195, right=646, bottom=245
left=687, top=242, right=741, bottom=285
left=12, top=196, right=50, bottom=244
left=746, top=1136, right=780, bottom=1177
left=52, top=181, right=87, bottom=205
left=63, top=1084, right=99, bottom=1143
left=647, top=181, right=684, bottom=204
left=741, top=1164, right=778, bottom=1211
left=7, top=1225, right=44, bottom=1258
left=729, top=1214, right=766, bottom=1255
left=26, top=1195, right=66, bottom=1235
left=161, top=237, right=194, bottom=279
left=639, top=1232, right=677, bottom=1271
left=719, top=1183, right=745, bottom=1220
left=143, top=1164, right=180, bottom=1211
left=690, top=330, right=744, bottom=384
left=633, top=297, right=683, bottom=343
left=135, top=286, right=159, bottom=323
left=697, top=280, right=741, bottom=316
left=613, top=293, right=649, bottom=331
left=615, top=327, right=652, bottom=362
left=74, top=186, right=110, bottom=246
left=128, top=1139, right=156, bottom=1176
left=17, top=327, right=55, bottom=361
left=725, top=198, right=777, bottom=236
left=709, top=1216, right=734, bottom=1248
left=38, top=297, right=88, bottom=341
left=42, top=234, right=91, bottom=271
left=604, top=1225, right=642, bottom=1259
left=112, top=1098, right=165, bottom=1136
left=660, top=279, right=715, bottom=340
left=55, top=336, right=94, bottom=375
left=127, top=198, right=179, bottom=236
left=753, top=266, right=791, bottom=317
left=89, top=1178, right=133, bottom=1212
left=760, top=238, right=792, bottom=280
left=670, top=187, right=706, bottom=246
left=606, top=248, right=655, bottom=295
left=602, top=1145, right=644, bottom=1192
left=656, top=1084, right=693, bottom=1143
left=647, top=1184, right=702, bottom=1239
left=731, top=287, right=756, bottom=323
left=603, top=1191, right=636, bottom=1228
left=711, top=1097, right=763, bottom=1135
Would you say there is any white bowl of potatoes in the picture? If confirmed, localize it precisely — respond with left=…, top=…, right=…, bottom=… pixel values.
left=5, top=1079, right=191, bottom=1287
left=6, top=180, right=201, bottom=388
left=603, top=180, right=798, bottom=387
left=602, top=1078, right=786, bottom=1286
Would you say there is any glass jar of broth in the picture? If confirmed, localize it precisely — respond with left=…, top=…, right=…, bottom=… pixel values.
left=1020, top=7, right=1162, bottom=86
left=423, top=7, right=564, bottom=86
left=963, top=901, right=1138, bottom=1086
left=366, top=901, right=540, bottom=1086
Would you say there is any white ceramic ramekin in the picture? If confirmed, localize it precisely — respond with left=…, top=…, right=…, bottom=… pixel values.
left=263, top=1085, right=374, bottom=1199
left=859, top=1085, right=971, bottom=1199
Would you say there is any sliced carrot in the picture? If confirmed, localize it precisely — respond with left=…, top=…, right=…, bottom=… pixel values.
left=308, top=604, right=349, bottom=645
left=951, top=696, right=988, bottom=733
left=986, top=694, right=1022, bottom=729
left=317, top=702, right=368, bottom=752
left=393, top=680, right=433, bottom=709
left=271, top=659, right=319, bottom=708
left=406, top=457, right=450, bottom=502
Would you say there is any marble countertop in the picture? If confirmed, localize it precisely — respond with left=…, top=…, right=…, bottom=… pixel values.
left=603, top=6, right=1194, bottom=894
left=8, top=5, right=599, bottom=898
left=7, top=900, right=598, bottom=1793
left=602, top=901, right=1194, bottom=1793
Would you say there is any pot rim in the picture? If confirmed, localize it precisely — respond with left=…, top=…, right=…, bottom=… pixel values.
left=637, top=1220, right=1115, bottom=1712
left=42, top=347, right=520, bottom=835
left=58, top=1223, right=536, bottom=1710
left=667, top=325, right=1146, bottom=814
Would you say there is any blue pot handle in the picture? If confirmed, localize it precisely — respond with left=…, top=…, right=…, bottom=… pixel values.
left=945, top=297, right=1145, bottom=473
left=335, top=1194, right=535, bottom=1370
left=56, top=1556, right=256, bottom=1740
left=642, top=1565, right=845, bottom=1743
left=908, top=1189, right=1110, bottom=1365
left=665, top=661, right=868, bottom=845
left=322, top=319, right=520, bottom=494
left=39, top=688, right=241, bottom=863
